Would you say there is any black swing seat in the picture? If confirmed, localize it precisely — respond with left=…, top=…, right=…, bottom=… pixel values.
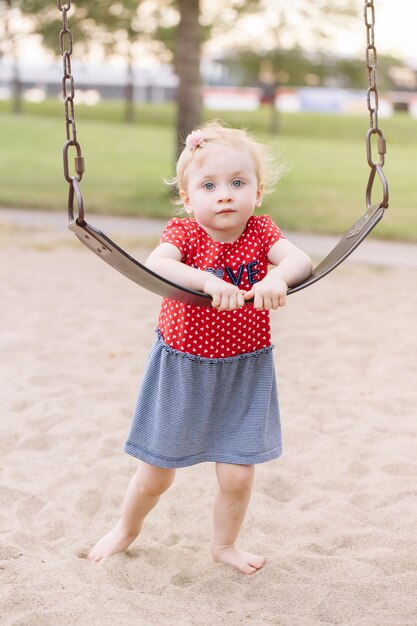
left=69, top=202, right=386, bottom=306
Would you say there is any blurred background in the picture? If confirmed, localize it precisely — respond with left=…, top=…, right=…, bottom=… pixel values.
left=1, top=0, right=416, bottom=241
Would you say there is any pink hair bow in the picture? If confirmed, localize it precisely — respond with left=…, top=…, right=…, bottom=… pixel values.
left=185, top=129, right=206, bottom=151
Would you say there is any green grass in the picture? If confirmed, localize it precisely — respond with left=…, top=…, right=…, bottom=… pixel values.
left=0, top=99, right=416, bottom=241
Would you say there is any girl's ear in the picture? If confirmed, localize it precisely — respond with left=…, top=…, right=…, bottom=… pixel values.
left=180, top=189, right=192, bottom=214
left=255, top=184, right=264, bottom=208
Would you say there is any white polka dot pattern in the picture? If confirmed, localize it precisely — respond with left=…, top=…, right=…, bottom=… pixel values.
left=158, top=215, right=285, bottom=359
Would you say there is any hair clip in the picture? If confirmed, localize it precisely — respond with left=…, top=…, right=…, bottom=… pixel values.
left=185, top=129, right=207, bottom=151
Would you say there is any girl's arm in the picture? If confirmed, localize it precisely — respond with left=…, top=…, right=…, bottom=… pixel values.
left=145, top=242, right=245, bottom=310
left=244, top=239, right=313, bottom=310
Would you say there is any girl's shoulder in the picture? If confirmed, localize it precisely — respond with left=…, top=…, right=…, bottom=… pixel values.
left=249, top=213, right=276, bottom=226
left=247, top=214, right=283, bottom=236
left=162, top=217, right=200, bottom=235
left=160, top=217, right=202, bottom=258
left=160, top=217, right=201, bottom=244
left=245, top=215, right=285, bottom=254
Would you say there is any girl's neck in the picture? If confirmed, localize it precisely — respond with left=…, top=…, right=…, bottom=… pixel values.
left=195, top=219, right=249, bottom=243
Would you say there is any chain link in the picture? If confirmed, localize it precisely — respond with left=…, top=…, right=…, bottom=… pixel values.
left=364, top=1, right=386, bottom=165
left=57, top=0, right=85, bottom=185
left=363, top=0, right=388, bottom=208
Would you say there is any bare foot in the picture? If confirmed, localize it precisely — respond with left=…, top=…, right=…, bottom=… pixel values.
left=88, top=523, right=139, bottom=563
left=211, top=544, right=266, bottom=575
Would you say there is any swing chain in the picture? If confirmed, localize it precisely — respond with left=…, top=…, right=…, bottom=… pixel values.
left=57, top=0, right=85, bottom=187
left=364, top=0, right=388, bottom=209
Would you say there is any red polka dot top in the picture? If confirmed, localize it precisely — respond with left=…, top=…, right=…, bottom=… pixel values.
left=158, top=215, right=285, bottom=359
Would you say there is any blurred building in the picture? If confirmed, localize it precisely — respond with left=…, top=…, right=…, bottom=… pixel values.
left=0, top=60, right=178, bottom=104
left=1, top=58, right=417, bottom=117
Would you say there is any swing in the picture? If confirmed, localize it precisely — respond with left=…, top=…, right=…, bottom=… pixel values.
left=56, top=0, right=389, bottom=306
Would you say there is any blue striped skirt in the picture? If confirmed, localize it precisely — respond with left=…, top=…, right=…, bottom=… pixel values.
left=124, top=331, right=282, bottom=468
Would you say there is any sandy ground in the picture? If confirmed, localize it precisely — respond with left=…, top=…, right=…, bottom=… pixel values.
left=1, top=215, right=417, bottom=626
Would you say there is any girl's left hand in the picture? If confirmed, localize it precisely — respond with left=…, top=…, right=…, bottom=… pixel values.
left=243, top=276, right=288, bottom=310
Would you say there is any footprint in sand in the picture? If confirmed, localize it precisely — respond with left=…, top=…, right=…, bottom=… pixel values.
left=0, top=485, right=28, bottom=509
left=15, top=495, right=46, bottom=523
left=259, top=475, right=301, bottom=503
left=0, top=433, right=20, bottom=453
left=76, top=489, right=103, bottom=516
left=299, top=497, right=322, bottom=512
left=14, top=495, right=64, bottom=540
left=42, top=519, right=65, bottom=541
left=0, top=544, right=24, bottom=560
left=304, top=542, right=333, bottom=556
left=348, top=460, right=370, bottom=478
left=165, top=533, right=181, bottom=547
left=171, top=571, right=195, bottom=587
left=16, top=434, right=61, bottom=452
left=351, top=491, right=408, bottom=509
left=382, top=462, right=417, bottom=477
left=8, top=398, right=30, bottom=413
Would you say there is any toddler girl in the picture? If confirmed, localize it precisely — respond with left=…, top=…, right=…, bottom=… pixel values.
left=88, top=122, right=312, bottom=574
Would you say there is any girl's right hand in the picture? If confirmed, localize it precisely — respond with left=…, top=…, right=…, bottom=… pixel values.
left=203, top=276, right=245, bottom=311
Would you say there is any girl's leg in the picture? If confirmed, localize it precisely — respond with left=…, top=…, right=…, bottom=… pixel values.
left=211, top=462, right=265, bottom=575
left=88, top=460, right=175, bottom=563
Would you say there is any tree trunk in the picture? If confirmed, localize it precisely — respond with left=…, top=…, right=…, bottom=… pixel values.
left=175, top=0, right=202, bottom=159
left=11, top=59, right=22, bottom=115
left=269, top=82, right=279, bottom=135
left=4, top=2, right=22, bottom=114
left=124, top=47, right=135, bottom=124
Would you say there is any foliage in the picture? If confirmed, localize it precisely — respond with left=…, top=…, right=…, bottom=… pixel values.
left=221, top=49, right=408, bottom=91
left=19, top=1, right=147, bottom=54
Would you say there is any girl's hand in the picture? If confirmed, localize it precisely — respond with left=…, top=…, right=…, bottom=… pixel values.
left=243, top=276, right=288, bottom=310
left=203, top=276, right=245, bottom=311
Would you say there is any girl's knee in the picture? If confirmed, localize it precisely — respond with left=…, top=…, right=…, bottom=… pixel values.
left=216, top=463, right=254, bottom=494
left=133, top=462, right=175, bottom=496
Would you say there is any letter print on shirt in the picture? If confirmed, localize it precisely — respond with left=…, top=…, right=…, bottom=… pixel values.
left=205, top=267, right=224, bottom=279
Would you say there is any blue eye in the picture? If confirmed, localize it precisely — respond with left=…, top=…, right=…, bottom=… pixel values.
left=232, top=179, right=244, bottom=188
left=203, top=182, right=215, bottom=190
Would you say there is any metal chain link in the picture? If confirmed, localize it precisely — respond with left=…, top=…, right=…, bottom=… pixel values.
left=364, top=0, right=388, bottom=208
left=57, top=0, right=85, bottom=186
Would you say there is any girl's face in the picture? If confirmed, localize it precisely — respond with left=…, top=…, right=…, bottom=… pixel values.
left=179, top=143, right=263, bottom=242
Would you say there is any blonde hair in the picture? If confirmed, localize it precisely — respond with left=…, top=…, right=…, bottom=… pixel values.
left=167, top=121, right=283, bottom=207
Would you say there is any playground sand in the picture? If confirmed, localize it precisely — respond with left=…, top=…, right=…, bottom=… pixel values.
left=1, top=225, right=417, bottom=626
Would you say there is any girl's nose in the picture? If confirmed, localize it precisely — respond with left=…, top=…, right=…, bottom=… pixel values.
left=217, top=186, right=233, bottom=202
